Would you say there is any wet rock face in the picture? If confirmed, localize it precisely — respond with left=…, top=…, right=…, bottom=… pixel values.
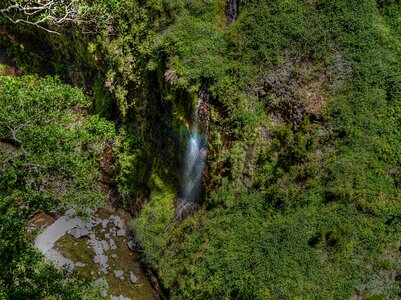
left=227, top=0, right=239, bottom=25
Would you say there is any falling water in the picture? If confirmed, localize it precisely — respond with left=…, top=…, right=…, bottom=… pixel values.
left=176, top=89, right=209, bottom=219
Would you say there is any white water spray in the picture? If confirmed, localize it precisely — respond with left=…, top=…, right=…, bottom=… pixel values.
left=177, top=91, right=209, bottom=218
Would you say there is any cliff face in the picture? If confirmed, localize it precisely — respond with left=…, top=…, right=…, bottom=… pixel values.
left=2, top=0, right=401, bottom=299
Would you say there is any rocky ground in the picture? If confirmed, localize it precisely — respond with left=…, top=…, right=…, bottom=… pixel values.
left=33, top=207, right=156, bottom=300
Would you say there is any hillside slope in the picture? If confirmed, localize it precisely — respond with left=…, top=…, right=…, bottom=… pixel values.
left=1, top=0, right=401, bottom=299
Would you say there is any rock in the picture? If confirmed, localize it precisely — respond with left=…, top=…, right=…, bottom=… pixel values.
left=109, top=238, right=117, bottom=250
left=130, top=272, right=138, bottom=284
left=84, top=222, right=93, bottom=231
left=101, top=240, right=110, bottom=251
left=117, top=229, right=126, bottom=237
left=112, top=216, right=124, bottom=229
left=44, top=249, right=75, bottom=272
left=105, top=233, right=110, bottom=239
left=93, top=254, right=108, bottom=265
left=94, top=278, right=108, bottom=297
left=127, top=241, right=135, bottom=251
left=111, top=254, right=117, bottom=258
left=70, top=227, right=89, bottom=239
left=113, top=270, right=124, bottom=278
left=102, top=219, right=109, bottom=229
left=94, top=217, right=102, bottom=225
left=90, top=271, right=94, bottom=275
left=75, top=262, right=86, bottom=267
left=88, top=238, right=104, bottom=255
left=110, top=295, right=130, bottom=300
left=101, top=268, right=109, bottom=275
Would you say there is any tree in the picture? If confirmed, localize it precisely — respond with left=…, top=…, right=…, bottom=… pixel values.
left=0, top=0, right=107, bottom=34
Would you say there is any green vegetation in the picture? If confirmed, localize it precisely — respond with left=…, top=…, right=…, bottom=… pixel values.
left=0, top=75, right=115, bottom=298
left=1, top=0, right=401, bottom=299
left=132, top=1, right=401, bottom=299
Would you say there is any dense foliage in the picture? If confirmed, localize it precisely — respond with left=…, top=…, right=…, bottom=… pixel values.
left=132, top=1, right=401, bottom=299
left=1, top=0, right=401, bottom=299
left=0, top=75, right=115, bottom=298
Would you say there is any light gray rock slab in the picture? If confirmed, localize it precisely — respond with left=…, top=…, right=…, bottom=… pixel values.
left=130, top=272, right=138, bottom=284
left=112, top=216, right=124, bottom=229
left=113, top=270, right=124, bottom=278
left=44, top=249, right=75, bottom=272
left=109, top=238, right=117, bottom=250
left=93, top=254, right=108, bottom=265
left=102, top=240, right=110, bottom=251
left=75, top=262, right=86, bottom=267
left=116, top=229, right=126, bottom=237
left=84, top=222, right=93, bottom=231
left=70, top=227, right=90, bottom=239
left=34, top=208, right=82, bottom=253
left=89, top=238, right=104, bottom=255
left=110, top=296, right=131, bottom=300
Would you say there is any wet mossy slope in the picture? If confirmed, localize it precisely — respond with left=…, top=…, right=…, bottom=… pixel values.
left=1, top=0, right=401, bottom=299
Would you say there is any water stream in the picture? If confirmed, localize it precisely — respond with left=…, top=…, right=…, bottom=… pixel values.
left=176, top=89, right=209, bottom=218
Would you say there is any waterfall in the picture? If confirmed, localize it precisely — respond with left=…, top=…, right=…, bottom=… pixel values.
left=176, top=89, right=209, bottom=219
left=227, top=0, right=239, bottom=25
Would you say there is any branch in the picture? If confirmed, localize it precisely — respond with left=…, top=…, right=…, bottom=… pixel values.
left=0, top=0, right=100, bottom=35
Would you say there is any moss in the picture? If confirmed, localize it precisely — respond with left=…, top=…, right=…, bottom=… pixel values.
left=133, top=174, right=175, bottom=266
left=55, top=210, right=156, bottom=300
left=0, top=64, right=8, bottom=76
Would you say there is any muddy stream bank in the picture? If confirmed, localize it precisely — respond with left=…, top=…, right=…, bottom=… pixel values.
left=33, top=207, right=157, bottom=300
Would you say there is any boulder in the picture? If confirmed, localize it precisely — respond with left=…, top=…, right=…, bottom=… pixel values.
left=127, top=241, right=135, bottom=251
left=101, top=240, right=110, bottom=251
left=113, top=270, right=124, bottom=278
left=116, top=229, right=126, bottom=237
left=88, top=238, right=104, bottom=255
left=130, top=272, right=138, bottom=284
left=112, top=216, right=125, bottom=229
left=84, top=222, right=93, bottom=231
left=70, top=227, right=89, bottom=239
left=110, top=295, right=130, bottom=300
left=109, top=238, right=117, bottom=250
left=93, top=254, right=108, bottom=266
